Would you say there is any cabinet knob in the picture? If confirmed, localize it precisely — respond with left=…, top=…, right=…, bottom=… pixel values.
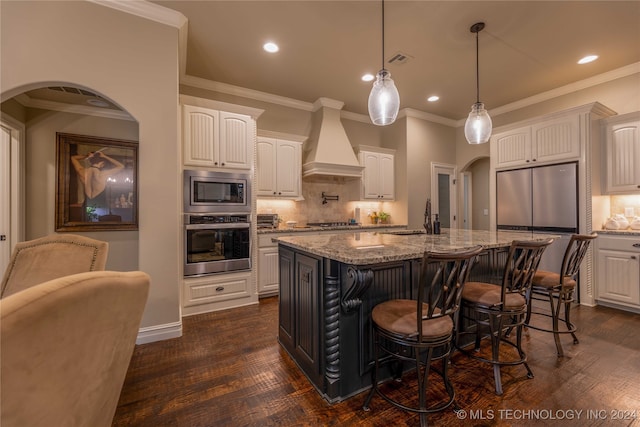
left=637, top=185, right=640, bottom=188
left=632, top=256, right=637, bottom=260
left=632, top=243, right=640, bottom=248
left=214, top=162, right=218, bottom=165
left=526, top=160, right=530, bottom=163
left=221, top=162, right=225, bottom=166
left=215, top=286, right=225, bottom=292
left=273, top=191, right=277, bottom=195
left=532, top=159, right=537, bottom=162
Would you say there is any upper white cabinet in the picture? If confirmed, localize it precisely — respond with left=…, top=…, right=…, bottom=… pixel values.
left=492, top=115, right=580, bottom=169
left=183, top=105, right=253, bottom=170
left=602, top=112, right=640, bottom=194
left=256, top=137, right=302, bottom=198
left=356, top=146, right=395, bottom=200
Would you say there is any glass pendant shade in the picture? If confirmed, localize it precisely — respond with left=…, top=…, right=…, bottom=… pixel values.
left=464, top=102, right=492, bottom=144
left=368, top=69, right=400, bottom=126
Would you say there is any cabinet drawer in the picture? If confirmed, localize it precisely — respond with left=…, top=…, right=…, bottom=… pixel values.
left=183, top=273, right=250, bottom=307
left=598, top=235, right=640, bottom=252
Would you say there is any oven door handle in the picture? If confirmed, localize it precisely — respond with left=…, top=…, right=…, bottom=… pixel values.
left=185, top=223, right=250, bottom=230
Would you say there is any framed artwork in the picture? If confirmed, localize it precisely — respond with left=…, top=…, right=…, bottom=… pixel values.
left=56, top=133, right=138, bottom=231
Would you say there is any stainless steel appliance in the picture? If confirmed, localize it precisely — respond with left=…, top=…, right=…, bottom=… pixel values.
left=184, top=170, right=251, bottom=213
left=184, top=213, right=251, bottom=276
left=496, top=161, right=578, bottom=275
left=257, top=214, right=279, bottom=229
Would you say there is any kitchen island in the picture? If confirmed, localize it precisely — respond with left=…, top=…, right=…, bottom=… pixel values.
left=275, top=229, right=558, bottom=403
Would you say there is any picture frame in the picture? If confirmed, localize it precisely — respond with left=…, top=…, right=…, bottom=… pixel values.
left=56, top=133, right=138, bottom=231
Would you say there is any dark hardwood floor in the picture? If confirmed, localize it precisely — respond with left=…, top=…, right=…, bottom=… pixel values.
left=113, top=297, right=640, bottom=427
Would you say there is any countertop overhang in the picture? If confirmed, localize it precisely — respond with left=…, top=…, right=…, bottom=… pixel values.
left=274, top=229, right=560, bottom=265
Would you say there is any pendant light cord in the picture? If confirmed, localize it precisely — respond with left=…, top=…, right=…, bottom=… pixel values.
left=475, top=29, right=480, bottom=103
left=381, top=0, right=385, bottom=71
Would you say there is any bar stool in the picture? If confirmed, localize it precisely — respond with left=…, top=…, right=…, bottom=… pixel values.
left=363, top=246, right=483, bottom=427
left=456, top=238, right=552, bottom=395
left=525, top=233, right=598, bottom=357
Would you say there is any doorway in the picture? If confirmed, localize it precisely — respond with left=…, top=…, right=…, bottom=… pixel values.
left=0, top=117, right=24, bottom=274
left=431, top=163, right=457, bottom=229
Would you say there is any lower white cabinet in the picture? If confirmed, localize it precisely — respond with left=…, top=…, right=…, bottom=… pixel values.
left=257, top=233, right=292, bottom=296
left=182, top=270, right=255, bottom=316
left=596, top=234, right=640, bottom=311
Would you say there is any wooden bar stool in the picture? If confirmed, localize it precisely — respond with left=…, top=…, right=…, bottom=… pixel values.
left=363, top=246, right=483, bottom=427
left=456, top=238, right=552, bottom=395
left=525, top=233, right=598, bottom=356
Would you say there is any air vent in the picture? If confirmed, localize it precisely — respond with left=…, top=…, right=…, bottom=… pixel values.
left=387, top=51, right=412, bottom=65
left=47, top=86, right=99, bottom=97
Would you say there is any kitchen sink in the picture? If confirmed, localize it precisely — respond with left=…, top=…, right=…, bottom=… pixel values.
left=381, top=229, right=426, bottom=235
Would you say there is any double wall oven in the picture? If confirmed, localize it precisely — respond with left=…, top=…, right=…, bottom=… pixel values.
left=183, top=170, right=252, bottom=276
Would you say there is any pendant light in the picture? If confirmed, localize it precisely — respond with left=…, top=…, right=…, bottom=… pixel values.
left=464, top=22, right=492, bottom=145
left=368, top=0, right=400, bottom=126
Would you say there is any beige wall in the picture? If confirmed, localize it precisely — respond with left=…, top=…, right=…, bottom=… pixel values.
left=469, top=158, right=490, bottom=230
left=21, top=109, right=139, bottom=271
left=1, top=1, right=182, bottom=336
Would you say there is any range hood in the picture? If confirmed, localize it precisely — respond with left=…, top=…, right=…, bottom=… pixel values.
left=302, top=98, right=364, bottom=179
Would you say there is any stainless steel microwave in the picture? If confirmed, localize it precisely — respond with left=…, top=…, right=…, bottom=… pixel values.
left=183, top=170, right=251, bottom=213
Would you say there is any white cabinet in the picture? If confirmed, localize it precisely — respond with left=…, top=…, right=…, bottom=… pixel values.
left=492, top=115, right=580, bottom=169
left=257, top=233, right=283, bottom=296
left=596, top=234, right=640, bottom=311
left=354, top=146, right=395, bottom=200
left=602, top=112, right=640, bottom=194
left=256, top=137, right=302, bottom=198
left=182, top=270, right=254, bottom=316
left=183, top=105, right=253, bottom=170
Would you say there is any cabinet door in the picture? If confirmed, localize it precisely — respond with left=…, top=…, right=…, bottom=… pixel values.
left=597, top=249, right=640, bottom=305
left=256, top=137, right=277, bottom=196
left=492, top=127, right=532, bottom=168
left=378, top=153, right=395, bottom=200
left=532, top=115, right=580, bottom=163
left=219, top=111, right=252, bottom=170
left=258, top=246, right=279, bottom=294
left=294, top=253, right=321, bottom=380
left=275, top=141, right=301, bottom=197
left=183, top=105, right=219, bottom=167
left=606, top=120, right=640, bottom=193
left=278, top=247, right=295, bottom=350
left=361, top=152, right=381, bottom=199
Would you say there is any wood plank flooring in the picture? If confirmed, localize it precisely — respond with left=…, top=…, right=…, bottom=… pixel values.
left=113, top=297, right=640, bottom=426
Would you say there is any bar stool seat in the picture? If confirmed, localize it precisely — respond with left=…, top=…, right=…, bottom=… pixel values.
left=456, top=238, right=553, bottom=396
left=526, top=233, right=597, bottom=357
left=363, top=246, right=483, bottom=427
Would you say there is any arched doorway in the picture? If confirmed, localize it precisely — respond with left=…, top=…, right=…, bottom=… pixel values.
left=1, top=83, right=139, bottom=272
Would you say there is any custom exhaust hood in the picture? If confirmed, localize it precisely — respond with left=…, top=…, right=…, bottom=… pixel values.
left=302, top=98, right=364, bottom=179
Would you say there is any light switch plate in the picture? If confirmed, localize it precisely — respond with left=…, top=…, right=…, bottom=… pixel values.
left=625, top=207, right=634, bottom=217
left=483, top=209, right=489, bottom=216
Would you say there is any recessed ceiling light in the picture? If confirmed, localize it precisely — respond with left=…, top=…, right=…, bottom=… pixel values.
left=427, top=95, right=439, bottom=102
left=361, top=74, right=375, bottom=82
left=578, top=55, right=598, bottom=64
left=86, top=98, right=110, bottom=107
left=263, top=42, right=279, bottom=53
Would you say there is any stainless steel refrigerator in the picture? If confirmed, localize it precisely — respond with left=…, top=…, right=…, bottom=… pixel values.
left=496, top=162, right=578, bottom=275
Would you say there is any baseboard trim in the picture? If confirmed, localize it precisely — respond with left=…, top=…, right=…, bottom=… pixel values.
left=136, top=320, right=183, bottom=345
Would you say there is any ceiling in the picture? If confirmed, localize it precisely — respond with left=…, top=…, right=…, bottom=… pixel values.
left=20, top=1, right=640, bottom=122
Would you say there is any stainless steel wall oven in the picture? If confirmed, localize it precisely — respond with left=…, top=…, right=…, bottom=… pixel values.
left=183, top=213, right=251, bottom=276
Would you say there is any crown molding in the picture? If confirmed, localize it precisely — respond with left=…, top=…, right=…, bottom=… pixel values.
left=340, top=110, right=370, bottom=124
left=88, top=0, right=187, bottom=28
left=181, top=75, right=314, bottom=112
left=455, top=62, right=640, bottom=127
left=14, top=94, right=135, bottom=121
left=401, top=108, right=458, bottom=127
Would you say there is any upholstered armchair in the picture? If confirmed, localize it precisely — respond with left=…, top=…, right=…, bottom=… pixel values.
left=1, top=233, right=108, bottom=298
left=0, top=270, right=150, bottom=427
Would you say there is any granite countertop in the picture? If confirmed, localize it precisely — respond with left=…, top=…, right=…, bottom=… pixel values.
left=595, top=229, right=640, bottom=236
left=274, top=228, right=559, bottom=265
left=257, top=223, right=406, bottom=234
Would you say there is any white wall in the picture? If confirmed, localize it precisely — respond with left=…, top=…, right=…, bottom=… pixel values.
left=1, top=1, right=182, bottom=340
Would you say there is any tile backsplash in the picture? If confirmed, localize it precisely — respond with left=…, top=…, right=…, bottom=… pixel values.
left=257, top=179, right=397, bottom=225
left=610, top=195, right=640, bottom=218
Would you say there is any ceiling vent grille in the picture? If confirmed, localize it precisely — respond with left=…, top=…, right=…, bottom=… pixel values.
left=47, top=86, right=99, bottom=97
left=387, top=51, right=412, bottom=65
